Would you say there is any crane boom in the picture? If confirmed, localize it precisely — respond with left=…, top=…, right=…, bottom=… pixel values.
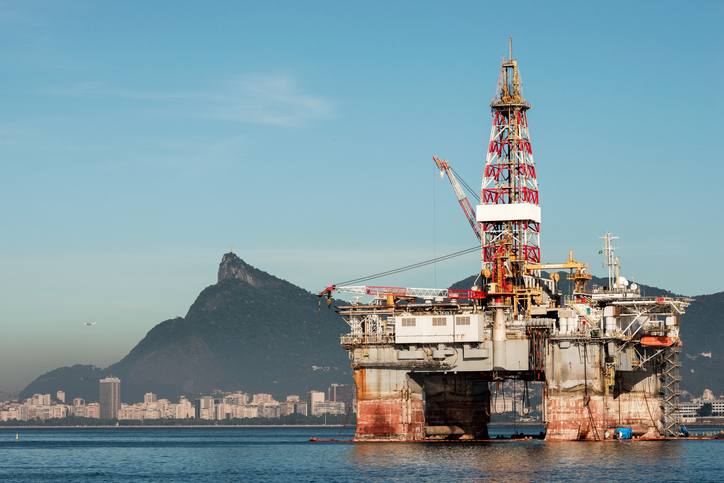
left=433, top=156, right=482, bottom=241
left=318, top=284, right=486, bottom=300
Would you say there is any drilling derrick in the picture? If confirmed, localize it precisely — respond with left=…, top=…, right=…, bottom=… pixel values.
left=481, top=47, right=540, bottom=298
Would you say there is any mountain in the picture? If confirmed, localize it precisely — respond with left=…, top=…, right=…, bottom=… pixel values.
left=19, top=253, right=351, bottom=404
left=678, top=291, right=724, bottom=397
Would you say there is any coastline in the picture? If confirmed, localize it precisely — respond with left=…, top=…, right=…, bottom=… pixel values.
left=1, top=422, right=541, bottom=429
left=0, top=424, right=346, bottom=429
left=3, top=421, right=722, bottom=429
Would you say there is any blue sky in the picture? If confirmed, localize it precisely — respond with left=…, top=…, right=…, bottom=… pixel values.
left=1, top=0, right=722, bottom=392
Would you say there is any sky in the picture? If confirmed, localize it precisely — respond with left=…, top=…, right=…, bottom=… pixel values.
left=0, top=0, right=722, bottom=393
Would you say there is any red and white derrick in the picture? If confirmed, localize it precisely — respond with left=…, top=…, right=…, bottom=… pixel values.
left=479, top=57, right=540, bottom=291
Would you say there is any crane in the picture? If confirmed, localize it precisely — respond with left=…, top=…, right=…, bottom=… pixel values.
left=318, top=284, right=486, bottom=307
left=433, top=156, right=482, bottom=241
left=316, top=158, right=486, bottom=310
left=524, top=250, right=592, bottom=293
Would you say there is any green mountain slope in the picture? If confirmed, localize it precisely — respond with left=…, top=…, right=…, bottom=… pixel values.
left=679, top=292, right=724, bottom=397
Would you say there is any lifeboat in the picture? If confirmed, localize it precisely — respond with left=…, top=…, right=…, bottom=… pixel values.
left=640, top=335, right=674, bottom=347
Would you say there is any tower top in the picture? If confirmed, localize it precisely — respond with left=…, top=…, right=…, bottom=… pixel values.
left=491, top=39, right=530, bottom=112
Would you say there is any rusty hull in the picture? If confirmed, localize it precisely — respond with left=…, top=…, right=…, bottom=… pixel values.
left=353, top=367, right=425, bottom=441
left=544, top=342, right=663, bottom=440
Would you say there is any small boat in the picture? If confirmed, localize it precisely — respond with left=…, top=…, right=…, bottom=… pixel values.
left=640, top=336, right=674, bottom=347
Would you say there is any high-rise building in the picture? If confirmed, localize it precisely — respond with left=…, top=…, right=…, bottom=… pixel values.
left=312, top=401, right=345, bottom=416
left=279, top=401, right=294, bottom=416
left=99, top=377, right=121, bottom=419
left=307, top=391, right=325, bottom=415
left=32, top=394, right=51, bottom=406
left=328, top=384, right=355, bottom=413
left=223, top=393, right=249, bottom=406
left=195, top=396, right=219, bottom=419
left=295, top=401, right=308, bottom=416
left=144, top=392, right=157, bottom=404
left=252, top=393, right=273, bottom=404
left=280, top=395, right=301, bottom=416
left=56, top=391, right=65, bottom=403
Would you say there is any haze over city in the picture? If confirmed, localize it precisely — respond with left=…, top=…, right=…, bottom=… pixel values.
left=0, top=1, right=722, bottom=393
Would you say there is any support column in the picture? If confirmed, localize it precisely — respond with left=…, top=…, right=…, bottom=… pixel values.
left=544, top=341, right=663, bottom=440
left=353, top=367, right=425, bottom=441
left=424, top=374, right=490, bottom=440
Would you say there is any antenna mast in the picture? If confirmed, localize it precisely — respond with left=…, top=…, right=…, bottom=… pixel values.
left=601, top=232, right=620, bottom=289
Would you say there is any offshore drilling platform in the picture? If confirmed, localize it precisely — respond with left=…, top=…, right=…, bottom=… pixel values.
left=319, top=41, right=689, bottom=441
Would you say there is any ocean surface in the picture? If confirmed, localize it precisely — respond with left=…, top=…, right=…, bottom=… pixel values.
left=1, top=425, right=723, bottom=482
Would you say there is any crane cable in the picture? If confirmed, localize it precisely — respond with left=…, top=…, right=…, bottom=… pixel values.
left=332, top=245, right=480, bottom=287
left=449, top=166, right=479, bottom=201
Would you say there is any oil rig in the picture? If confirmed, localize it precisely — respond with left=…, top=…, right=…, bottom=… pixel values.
left=319, top=40, right=689, bottom=441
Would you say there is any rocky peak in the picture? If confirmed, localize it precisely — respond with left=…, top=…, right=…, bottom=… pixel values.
left=217, top=252, right=282, bottom=288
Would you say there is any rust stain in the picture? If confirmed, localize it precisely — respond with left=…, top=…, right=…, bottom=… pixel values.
left=352, top=368, right=426, bottom=441
left=353, top=368, right=368, bottom=399
left=545, top=394, right=662, bottom=441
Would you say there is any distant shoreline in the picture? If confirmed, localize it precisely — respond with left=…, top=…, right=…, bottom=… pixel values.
left=0, top=424, right=346, bottom=429
left=1, top=423, right=542, bottom=429
left=3, top=422, right=721, bottom=429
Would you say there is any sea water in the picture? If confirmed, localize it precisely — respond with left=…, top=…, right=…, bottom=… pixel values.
left=1, top=426, right=723, bottom=482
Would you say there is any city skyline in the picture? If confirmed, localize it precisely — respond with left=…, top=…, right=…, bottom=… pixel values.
left=1, top=378, right=356, bottom=423
left=1, top=1, right=722, bottom=393
left=5, top=376, right=724, bottom=424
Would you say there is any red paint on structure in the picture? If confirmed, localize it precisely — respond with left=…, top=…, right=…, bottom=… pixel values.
left=352, top=368, right=425, bottom=441
left=355, top=398, right=425, bottom=441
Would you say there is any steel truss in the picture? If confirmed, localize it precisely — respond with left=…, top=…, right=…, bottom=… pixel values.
left=481, top=60, right=540, bottom=272
left=660, top=346, right=683, bottom=437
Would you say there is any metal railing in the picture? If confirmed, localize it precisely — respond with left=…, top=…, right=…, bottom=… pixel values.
left=340, top=333, right=395, bottom=346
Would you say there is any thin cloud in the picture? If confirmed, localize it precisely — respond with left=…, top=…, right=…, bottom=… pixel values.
left=204, top=75, right=335, bottom=126
left=44, top=74, right=336, bottom=127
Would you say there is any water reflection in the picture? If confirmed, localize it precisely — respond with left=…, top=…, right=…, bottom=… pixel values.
left=346, top=430, right=699, bottom=483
